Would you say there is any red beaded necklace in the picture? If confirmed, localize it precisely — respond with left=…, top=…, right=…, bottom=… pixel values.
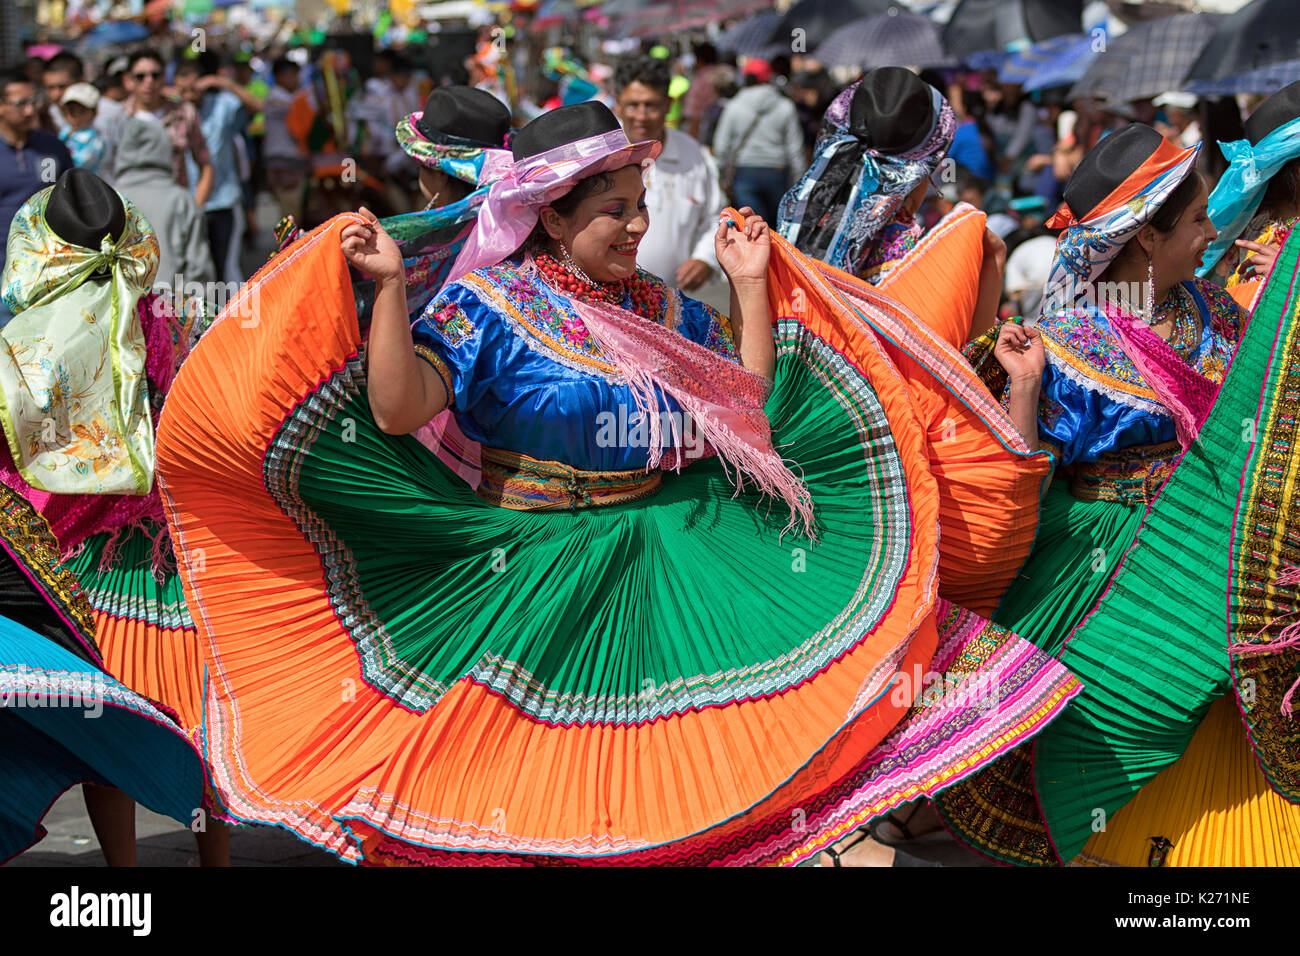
left=533, top=251, right=664, bottom=320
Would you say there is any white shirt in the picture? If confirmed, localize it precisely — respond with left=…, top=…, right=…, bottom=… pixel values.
left=262, top=85, right=300, bottom=163
left=638, top=128, right=731, bottom=315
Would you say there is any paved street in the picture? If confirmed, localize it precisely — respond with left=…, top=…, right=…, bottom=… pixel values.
left=5, top=790, right=991, bottom=867
left=4, top=791, right=341, bottom=867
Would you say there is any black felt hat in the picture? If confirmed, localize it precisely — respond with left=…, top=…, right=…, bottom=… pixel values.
left=515, top=101, right=619, bottom=159
left=1061, top=123, right=1165, bottom=221
left=414, top=86, right=511, bottom=148
left=848, top=67, right=938, bottom=155
left=43, top=168, right=126, bottom=251
left=511, top=100, right=660, bottom=167
left=1245, top=79, right=1300, bottom=145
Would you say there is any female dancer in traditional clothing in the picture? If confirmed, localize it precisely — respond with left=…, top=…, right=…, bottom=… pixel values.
left=777, top=67, right=1005, bottom=341
left=155, top=101, right=1078, bottom=865
left=0, top=170, right=208, bottom=863
left=1200, top=79, right=1300, bottom=310
left=936, top=124, right=1300, bottom=865
left=275, top=86, right=513, bottom=485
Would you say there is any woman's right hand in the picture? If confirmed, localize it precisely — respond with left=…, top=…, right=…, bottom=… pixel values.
left=341, top=206, right=404, bottom=284
left=994, top=320, right=1045, bottom=384
left=1234, top=239, right=1280, bottom=281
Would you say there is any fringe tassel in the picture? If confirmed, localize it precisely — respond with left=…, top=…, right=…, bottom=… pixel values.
left=563, top=290, right=816, bottom=540
left=92, top=520, right=176, bottom=583
left=1230, top=564, right=1300, bottom=717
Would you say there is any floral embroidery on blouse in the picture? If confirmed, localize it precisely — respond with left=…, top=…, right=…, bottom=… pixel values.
left=705, top=311, right=737, bottom=357
left=1038, top=393, right=1066, bottom=432
left=457, top=262, right=683, bottom=375
left=859, top=221, right=921, bottom=285
left=424, top=301, right=476, bottom=348
left=1036, top=279, right=1240, bottom=400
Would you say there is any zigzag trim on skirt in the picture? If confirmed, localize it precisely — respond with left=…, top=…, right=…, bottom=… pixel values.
left=351, top=601, right=1082, bottom=864
left=259, top=328, right=913, bottom=721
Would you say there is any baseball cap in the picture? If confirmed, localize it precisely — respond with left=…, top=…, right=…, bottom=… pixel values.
left=62, top=82, right=101, bottom=110
left=743, top=59, right=772, bottom=83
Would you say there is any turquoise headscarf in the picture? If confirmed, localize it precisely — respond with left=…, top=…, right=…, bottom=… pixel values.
left=1200, top=115, right=1300, bottom=275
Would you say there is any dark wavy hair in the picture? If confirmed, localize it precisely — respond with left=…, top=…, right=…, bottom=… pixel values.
left=612, top=56, right=670, bottom=99
left=518, top=171, right=618, bottom=257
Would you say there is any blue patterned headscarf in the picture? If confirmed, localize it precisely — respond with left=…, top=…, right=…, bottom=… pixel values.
left=777, top=80, right=955, bottom=275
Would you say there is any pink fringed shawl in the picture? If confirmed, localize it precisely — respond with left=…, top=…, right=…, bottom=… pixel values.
left=1106, top=306, right=1217, bottom=450
left=549, top=268, right=815, bottom=539
left=0, top=293, right=183, bottom=571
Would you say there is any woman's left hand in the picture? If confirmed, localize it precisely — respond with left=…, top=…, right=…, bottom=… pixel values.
left=716, top=207, right=771, bottom=286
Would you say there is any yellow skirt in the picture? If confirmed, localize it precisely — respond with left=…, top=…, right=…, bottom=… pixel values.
left=1076, top=696, right=1300, bottom=866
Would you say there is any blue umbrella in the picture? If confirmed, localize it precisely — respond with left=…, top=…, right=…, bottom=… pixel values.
left=999, top=34, right=1080, bottom=84
left=965, top=49, right=1011, bottom=71
left=1187, top=57, right=1300, bottom=97
left=1018, top=33, right=1101, bottom=91
left=81, top=22, right=150, bottom=49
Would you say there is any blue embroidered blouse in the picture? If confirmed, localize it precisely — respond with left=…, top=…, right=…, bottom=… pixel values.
left=409, top=259, right=739, bottom=472
left=1034, top=277, right=1243, bottom=466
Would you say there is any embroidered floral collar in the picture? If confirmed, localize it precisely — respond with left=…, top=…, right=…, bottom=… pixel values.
left=458, top=260, right=680, bottom=378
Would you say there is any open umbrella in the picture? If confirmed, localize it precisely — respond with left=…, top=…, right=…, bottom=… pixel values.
left=1020, top=33, right=1100, bottom=92
left=1069, top=12, right=1221, bottom=105
left=943, top=0, right=1084, bottom=60
left=766, top=0, right=894, bottom=53
left=999, top=34, right=1082, bottom=85
left=1186, top=0, right=1300, bottom=84
left=1187, top=57, right=1300, bottom=97
left=716, top=11, right=784, bottom=56
left=80, top=21, right=151, bottom=49
left=812, top=9, right=955, bottom=70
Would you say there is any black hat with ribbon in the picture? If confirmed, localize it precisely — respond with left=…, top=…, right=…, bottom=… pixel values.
left=1245, top=79, right=1300, bottom=146
left=511, top=100, right=660, bottom=166
left=396, top=86, right=512, bottom=172
left=43, top=168, right=126, bottom=251
left=1050, top=123, right=1167, bottom=228
left=847, top=66, right=938, bottom=155
left=415, top=86, right=511, bottom=148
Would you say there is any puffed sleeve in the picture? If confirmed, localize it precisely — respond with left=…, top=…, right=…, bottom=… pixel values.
left=674, top=291, right=742, bottom=364
left=1037, top=362, right=1178, bottom=466
left=409, top=281, right=497, bottom=413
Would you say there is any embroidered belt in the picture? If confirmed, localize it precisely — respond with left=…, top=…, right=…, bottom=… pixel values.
left=1067, top=440, right=1182, bottom=507
left=477, top=447, right=661, bottom=511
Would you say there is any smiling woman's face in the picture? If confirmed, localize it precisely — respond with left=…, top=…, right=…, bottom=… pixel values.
left=539, top=164, right=649, bottom=284
left=1142, top=175, right=1217, bottom=289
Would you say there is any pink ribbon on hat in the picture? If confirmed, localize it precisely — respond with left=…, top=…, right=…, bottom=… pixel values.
left=445, top=127, right=660, bottom=286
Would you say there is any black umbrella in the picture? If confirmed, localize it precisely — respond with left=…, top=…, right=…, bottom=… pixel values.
left=942, top=0, right=1085, bottom=59
left=1186, top=0, right=1300, bottom=83
left=813, top=10, right=956, bottom=70
left=1069, top=12, right=1220, bottom=105
left=716, top=11, right=785, bottom=57
left=765, top=0, right=895, bottom=53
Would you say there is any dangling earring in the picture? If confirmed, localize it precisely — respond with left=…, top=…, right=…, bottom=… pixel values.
left=559, top=242, right=596, bottom=287
left=422, top=192, right=441, bottom=211
left=1144, top=252, right=1157, bottom=325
